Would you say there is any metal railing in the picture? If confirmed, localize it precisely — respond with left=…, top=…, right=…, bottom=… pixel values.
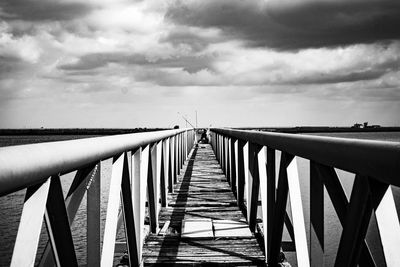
left=210, top=128, right=400, bottom=267
left=0, top=129, right=195, bottom=267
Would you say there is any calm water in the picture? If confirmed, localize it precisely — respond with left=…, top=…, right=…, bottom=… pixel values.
left=0, top=132, right=399, bottom=266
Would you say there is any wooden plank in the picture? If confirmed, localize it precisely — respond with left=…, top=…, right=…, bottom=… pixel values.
left=181, top=219, right=213, bottom=239
left=142, top=144, right=265, bottom=266
left=213, top=220, right=253, bottom=238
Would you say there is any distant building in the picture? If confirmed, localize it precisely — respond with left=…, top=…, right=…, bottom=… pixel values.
left=352, top=122, right=381, bottom=129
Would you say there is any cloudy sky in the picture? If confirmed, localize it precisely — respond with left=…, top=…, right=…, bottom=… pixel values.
left=1, top=0, right=399, bottom=128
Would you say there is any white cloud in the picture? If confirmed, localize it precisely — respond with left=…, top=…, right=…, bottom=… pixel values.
left=0, top=0, right=399, bottom=128
left=0, top=27, right=42, bottom=63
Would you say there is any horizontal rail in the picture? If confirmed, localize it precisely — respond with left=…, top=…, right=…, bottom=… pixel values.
left=210, top=128, right=400, bottom=267
left=1, top=128, right=196, bottom=266
left=211, top=128, right=400, bottom=186
left=0, top=129, right=187, bottom=196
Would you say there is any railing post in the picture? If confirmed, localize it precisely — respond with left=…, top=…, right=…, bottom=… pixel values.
left=101, top=153, right=125, bottom=266
left=335, top=175, right=373, bottom=267
left=11, top=179, right=51, bottom=267
left=314, top=163, right=376, bottom=266
left=227, top=137, right=231, bottom=184
left=269, top=152, right=293, bottom=266
left=176, top=134, right=180, bottom=176
left=258, top=146, right=269, bottom=260
left=185, top=130, right=189, bottom=159
left=375, top=186, right=400, bottom=266
left=120, top=153, right=139, bottom=267
left=170, top=136, right=176, bottom=189
left=160, top=140, right=168, bottom=207
left=287, top=158, right=310, bottom=267
left=230, top=138, right=236, bottom=194
left=45, top=175, right=78, bottom=267
left=236, top=139, right=245, bottom=208
left=310, top=161, right=324, bottom=267
left=148, top=143, right=159, bottom=233
left=266, top=148, right=276, bottom=253
left=87, top=163, right=101, bottom=267
left=132, top=147, right=146, bottom=265
left=224, top=137, right=228, bottom=175
left=39, top=163, right=100, bottom=267
left=246, top=142, right=261, bottom=231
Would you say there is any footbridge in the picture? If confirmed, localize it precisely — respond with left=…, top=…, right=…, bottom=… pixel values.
left=0, top=128, right=399, bottom=266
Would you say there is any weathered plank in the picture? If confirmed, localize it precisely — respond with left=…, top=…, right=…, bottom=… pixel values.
left=141, top=144, right=265, bottom=266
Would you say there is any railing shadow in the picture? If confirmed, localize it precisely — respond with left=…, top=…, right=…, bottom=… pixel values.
left=155, top=147, right=198, bottom=263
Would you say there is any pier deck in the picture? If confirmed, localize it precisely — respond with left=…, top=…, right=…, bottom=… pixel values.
left=142, top=144, right=265, bottom=266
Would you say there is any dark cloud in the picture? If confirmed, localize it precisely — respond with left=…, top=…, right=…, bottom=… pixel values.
left=0, top=0, right=94, bottom=21
left=0, top=56, right=27, bottom=79
left=290, top=57, right=400, bottom=85
left=291, top=69, right=387, bottom=85
left=160, top=28, right=221, bottom=52
left=59, top=52, right=216, bottom=74
left=165, top=0, right=400, bottom=50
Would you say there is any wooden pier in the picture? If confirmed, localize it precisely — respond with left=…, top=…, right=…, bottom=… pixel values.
left=142, top=144, right=265, bottom=266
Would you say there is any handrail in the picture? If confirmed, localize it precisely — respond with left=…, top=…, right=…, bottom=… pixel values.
left=212, top=128, right=400, bottom=186
left=210, top=128, right=400, bottom=267
left=0, top=128, right=196, bottom=267
left=0, top=129, right=186, bottom=196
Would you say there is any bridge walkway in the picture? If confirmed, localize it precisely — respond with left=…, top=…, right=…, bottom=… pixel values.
left=142, top=143, right=265, bottom=266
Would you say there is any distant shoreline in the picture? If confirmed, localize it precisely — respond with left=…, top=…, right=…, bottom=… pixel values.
left=0, top=128, right=168, bottom=135
left=1, top=126, right=399, bottom=135
left=234, top=126, right=400, bottom=133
